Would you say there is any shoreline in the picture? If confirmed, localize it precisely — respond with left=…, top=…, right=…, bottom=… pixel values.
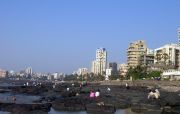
left=0, top=80, right=179, bottom=113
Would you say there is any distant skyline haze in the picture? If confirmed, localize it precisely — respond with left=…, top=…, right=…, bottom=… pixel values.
left=0, top=0, right=180, bottom=73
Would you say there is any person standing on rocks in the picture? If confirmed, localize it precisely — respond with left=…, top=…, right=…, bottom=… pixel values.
left=53, top=84, right=56, bottom=89
left=12, top=95, right=16, bottom=103
left=90, top=90, right=95, bottom=99
left=126, top=83, right=130, bottom=90
left=72, top=83, right=75, bottom=87
left=107, top=87, right=111, bottom=93
left=154, top=89, right=160, bottom=99
left=26, top=82, right=29, bottom=86
left=148, top=89, right=154, bottom=99
left=148, top=89, right=160, bottom=99
left=95, top=89, right=100, bottom=97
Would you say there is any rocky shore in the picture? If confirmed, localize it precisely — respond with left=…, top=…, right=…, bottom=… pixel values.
left=0, top=80, right=179, bottom=114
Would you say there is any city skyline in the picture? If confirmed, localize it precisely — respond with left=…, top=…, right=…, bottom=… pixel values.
left=0, top=0, right=180, bottom=73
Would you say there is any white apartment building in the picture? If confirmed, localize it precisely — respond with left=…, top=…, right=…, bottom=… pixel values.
left=0, top=69, right=6, bottom=78
left=127, top=40, right=147, bottom=67
left=162, top=69, right=180, bottom=80
left=52, top=73, right=59, bottom=79
left=25, top=67, right=33, bottom=75
left=154, top=44, right=180, bottom=68
left=77, top=68, right=88, bottom=76
left=118, top=63, right=128, bottom=77
left=105, top=69, right=112, bottom=80
left=91, top=48, right=107, bottom=75
left=147, top=48, right=154, bottom=55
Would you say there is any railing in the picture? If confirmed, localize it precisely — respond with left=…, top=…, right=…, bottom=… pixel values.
left=162, top=70, right=180, bottom=76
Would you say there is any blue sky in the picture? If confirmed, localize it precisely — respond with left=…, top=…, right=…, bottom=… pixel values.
left=0, top=0, right=180, bottom=73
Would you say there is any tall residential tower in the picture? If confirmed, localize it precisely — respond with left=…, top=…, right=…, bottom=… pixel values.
left=91, top=48, right=107, bottom=75
left=25, top=67, right=33, bottom=75
left=154, top=44, right=180, bottom=68
left=127, top=40, right=147, bottom=68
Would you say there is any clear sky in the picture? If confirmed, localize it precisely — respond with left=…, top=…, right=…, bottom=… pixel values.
left=0, top=0, right=180, bottom=73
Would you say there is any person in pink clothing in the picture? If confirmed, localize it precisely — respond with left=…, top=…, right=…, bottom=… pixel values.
left=90, top=90, right=95, bottom=98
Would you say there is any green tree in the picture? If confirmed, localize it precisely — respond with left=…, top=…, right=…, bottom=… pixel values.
left=64, top=74, right=78, bottom=81
left=109, top=74, right=120, bottom=80
left=147, top=71, right=162, bottom=79
left=126, top=65, right=147, bottom=80
left=96, top=74, right=105, bottom=81
left=84, top=73, right=105, bottom=81
left=126, top=67, right=134, bottom=80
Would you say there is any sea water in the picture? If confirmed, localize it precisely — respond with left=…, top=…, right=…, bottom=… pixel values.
left=0, top=107, right=142, bottom=114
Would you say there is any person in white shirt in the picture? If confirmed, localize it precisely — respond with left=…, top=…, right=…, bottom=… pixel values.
left=107, top=87, right=111, bottom=93
left=126, top=83, right=130, bottom=89
left=95, top=89, right=100, bottom=97
left=148, top=89, right=160, bottom=99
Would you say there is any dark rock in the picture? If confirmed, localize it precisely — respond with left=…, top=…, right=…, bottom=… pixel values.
left=0, top=102, right=51, bottom=113
left=52, top=97, right=87, bottom=111
left=86, top=103, right=116, bottom=114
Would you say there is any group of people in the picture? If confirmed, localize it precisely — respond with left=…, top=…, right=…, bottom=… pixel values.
left=90, top=89, right=100, bottom=98
left=65, top=82, right=131, bottom=100
left=148, top=89, right=160, bottom=99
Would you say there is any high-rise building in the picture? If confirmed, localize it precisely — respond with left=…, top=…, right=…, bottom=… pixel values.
left=77, top=68, right=88, bottom=76
left=25, top=67, right=33, bottom=75
left=139, top=48, right=154, bottom=66
left=91, top=48, right=107, bottom=75
left=178, top=28, right=180, bottom=46
left=140, top=54, right=154, bottom=66
left=91, top=60, right=97, bottom=74
left=127, top=40, right=147, bottom=68
left=52, top=72, right=59, bottom=80
left=154, top=43, right=180, bottom=68
left=107, top=62, right=118, bottom=75
left=105, top=62, right=118, bottom=79
left=105, top=69, right=112, bottom=80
